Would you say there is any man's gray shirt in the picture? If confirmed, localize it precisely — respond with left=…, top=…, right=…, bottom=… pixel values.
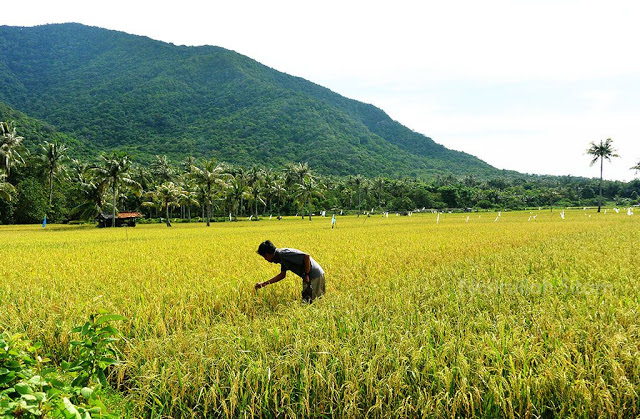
left=274, top=248, right=324, bottom=279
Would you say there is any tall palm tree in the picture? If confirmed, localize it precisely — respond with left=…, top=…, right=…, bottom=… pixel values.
left=286, top=162, right=314, bottom=218
left=226, top=172, right=251, bottom=221
left=248, top=184, right=266, bottom=220
left=179, top=157, right=198, bottom=218
left=91, top=151, right=142, bottom=227
left=271, top=176, right=287, bottom=218
left=361, top=178, right=372, bottom=213
left=335, top=179, right=352, bottom=209
left=234, top=167, right=249, bottom=217
left=349, top=175, right=365, bottom=216
left=73, top=178, right=108, bottom=221
left=130, top=164, right=155, bottom=217
left=65, top=160, right=108, bottom=220
left=246, top=166, right=266, bottom=219
left=178, top=185, right=200, bottom=222
left=0, top=171, right=16, bottom=201
left=0, top=121, right=26, bottom=177
left=149, top=182, right=184, bottom=227
left=295, top=175, right=324, bottom=221
left=150, top=155, right=175, bottom=183
left=373, top=176, right=386, bottom=209
left=261, top=168, right=276, bottom=214
left=189, top=158, right=225, bottom=226
left=132, top=164, right=154, bottom=193
left=587, top=138, right=619, bottom=212
left=180, top=156, right=197, bottom=175
left=632, top=161, right=640, bottom=175
left=286, top=162, right=311, bottom=186
left=40, top=141, right=69, bottom=208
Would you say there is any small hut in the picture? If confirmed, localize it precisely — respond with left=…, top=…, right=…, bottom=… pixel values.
left=97, top=212, right=143, bottom=227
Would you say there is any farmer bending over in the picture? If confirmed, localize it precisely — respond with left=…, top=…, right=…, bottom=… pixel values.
left=255, top=240, right=325, bottom=303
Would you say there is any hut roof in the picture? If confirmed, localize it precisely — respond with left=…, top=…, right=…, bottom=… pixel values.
left=100, top=212, right=143, bottom=219
left=117, top=212, right=143, bottom=219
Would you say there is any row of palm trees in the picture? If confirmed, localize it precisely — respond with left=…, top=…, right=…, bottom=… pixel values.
left=82, top=140, right=637, bottom=224
left=2, top=118, right=640, bottom=224
left=1, top=119, right=349, bottom=225
left=1, top=121, right=70, bottom=208
left=69, top=152, right=328, bottom=227
left=38, top=147, right=391, bottom=226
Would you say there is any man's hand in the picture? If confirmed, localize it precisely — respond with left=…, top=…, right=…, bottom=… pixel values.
left=256, top=272, right=285, bottom=291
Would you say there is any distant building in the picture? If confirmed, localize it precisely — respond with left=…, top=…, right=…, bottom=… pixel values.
left=97, top=212, right=143, bottom=227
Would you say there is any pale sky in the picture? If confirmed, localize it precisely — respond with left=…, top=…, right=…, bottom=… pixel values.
left=3, top=0, right=640, bottom=181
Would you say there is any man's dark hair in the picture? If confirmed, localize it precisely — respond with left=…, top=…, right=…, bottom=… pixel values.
left=257, top=240, right=277, bottom=256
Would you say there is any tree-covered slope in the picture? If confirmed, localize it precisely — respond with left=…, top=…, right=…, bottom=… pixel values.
left=0, top=23, right=502, bottom=178
left=0, top=101, right=98, bottom=159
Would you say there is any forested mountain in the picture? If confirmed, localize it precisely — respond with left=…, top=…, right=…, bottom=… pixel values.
left=0, top=23, right=504, bottom=178
left=0, top=102, right=98, bottom=158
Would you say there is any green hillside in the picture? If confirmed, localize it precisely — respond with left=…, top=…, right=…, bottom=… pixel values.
left=0, top=23, right=503, bottom=178
left=0, top=102, right=98, bottom=159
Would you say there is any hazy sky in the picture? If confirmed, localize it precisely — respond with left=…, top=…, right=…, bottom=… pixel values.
left=3, top=0, right=640, bottom=180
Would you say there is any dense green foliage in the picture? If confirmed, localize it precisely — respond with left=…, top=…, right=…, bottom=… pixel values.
left=0, top=313, right=123, bottom=418
left=13, top=177, right=47, bottom=224
left=0, top=23, right=503, bottom=178
left=0, top=103, right=98, bottom=159
left=0, top=119, right=638, bottom=225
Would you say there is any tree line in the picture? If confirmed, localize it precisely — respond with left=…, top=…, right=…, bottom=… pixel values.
left=1, top=121, right=639, bottom=225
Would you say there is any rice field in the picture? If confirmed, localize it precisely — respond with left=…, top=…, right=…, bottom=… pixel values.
left=1, top=209, right=639, bottom=417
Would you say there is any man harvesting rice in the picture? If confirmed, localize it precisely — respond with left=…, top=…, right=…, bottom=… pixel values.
left=255, top=240, right=325, bottom=303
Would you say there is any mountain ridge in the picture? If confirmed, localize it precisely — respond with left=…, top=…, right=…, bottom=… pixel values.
left=0, top=23, right=508, bottom=178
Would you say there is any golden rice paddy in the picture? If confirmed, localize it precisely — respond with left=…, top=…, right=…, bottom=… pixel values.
left=1, top=209, right=639, bottom=417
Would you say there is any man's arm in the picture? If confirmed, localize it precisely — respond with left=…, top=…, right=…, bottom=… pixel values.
left=255, top=271, right=286, bottom=290
left=303, top=254, right=311, bottom=283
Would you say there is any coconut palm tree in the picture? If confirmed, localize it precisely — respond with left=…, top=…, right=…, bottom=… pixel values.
left=261, top=168, right=276, bottom=214
left=178, top=184, right=200, bottom=222
left=68, top=160, right=108, bottom=220
left=248, top=184, right=266, bottom=220
left=225, top=172, right=251, bottom=221
left=72, top=178, right=107, bottom=221
left=285, top=162, right=315, bottom=218
left=295, top=175, right=324, bottom=221
left=335, top=179, right=352, bottom=210
left=40, top=141, right=69, bottom=208
left=91, top=151, right=142, bottom=227
left=271, top=176, right=287, bottom=218
left=349, top=175, right=365, bottom=216
left=284, top=163, right=306, bottom=215
left=246, top=166, right=266, bottom=219
left=286, top=162, right=311, bottom=186
left=587, top=138, right=619, bottom=212
left=149, top=182, right=184, bottom=227
left=233, top=167, right=249, bottom=217
left=632, top=161, right=640, bottom=175
left=189, top=158, right=226, bottom=226
left=130, top=164, right=155, bottom=217
left=0, top=121, right=26, bottom=177
left=150, top=155, right=175, bottom=183
left=373, top=176, right=386, bottom=209
left=180, top=156, right=197, bottom=175
left=0, top=171, right=16, bottom=201
left=361, top=178, right=372, bottom=213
